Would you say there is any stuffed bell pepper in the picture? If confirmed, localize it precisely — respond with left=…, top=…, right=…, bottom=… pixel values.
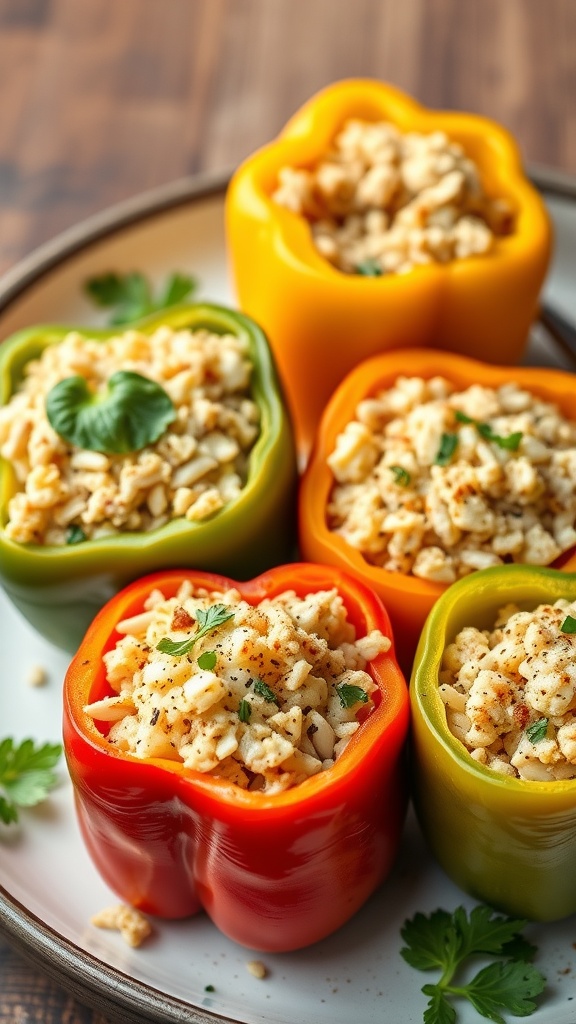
left=300, top=348, right=576, bottom=672
left=0, top=303, right=296, bottom=650
left=411, top=563, right=576, bottom=921
left=226, top=79, right=551, bottom=460
left=63, top=563, right=410, bottom=952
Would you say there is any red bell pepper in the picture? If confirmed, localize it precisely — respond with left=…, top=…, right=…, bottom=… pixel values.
left=63, top=564, right=409, bottom=952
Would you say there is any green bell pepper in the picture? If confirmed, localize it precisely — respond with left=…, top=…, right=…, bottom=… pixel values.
left=0, top=303, right=296, bottom=651
left=411, top=563, right=576, bottom=922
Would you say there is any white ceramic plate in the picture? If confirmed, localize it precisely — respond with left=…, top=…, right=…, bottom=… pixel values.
left=1, top=171, right=576, bottom=1024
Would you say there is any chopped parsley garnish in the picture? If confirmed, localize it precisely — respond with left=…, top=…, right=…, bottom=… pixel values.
left=66, top=524, right=87, bottom=545
left=197, top=651, right=217, bottom=671
left=238, top=699, right=252, bottom=723
left=390, top=465, right=411, bottom=486
left=401, top=905, right=545, bottom=1024
left=46, top=371, right=176, bottom=455
left=561, top=614, right=576, bottom=634
left=253, top=678, right=278, bottom=703
left=85, top=270, right=197, bottom=325
left=525, top=718, right=548, bottom=744
left=454, top=410, right=523, bottom=451
left=337, top=683, right=369, bottom=709
left=434, top=432, right=458, bottom=466
left=0, top=738, right=62, bottom=826
left=354, top=259, right=384, bottom=277
left=157, top=604, right=234, bottom=657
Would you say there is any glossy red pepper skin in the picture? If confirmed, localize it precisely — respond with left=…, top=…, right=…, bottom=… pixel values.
left=63, top=564, right=410, bottom=952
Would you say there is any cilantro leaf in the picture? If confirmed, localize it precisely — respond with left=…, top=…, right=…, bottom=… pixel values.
left=435, top=433, right=458, bottom=466
left=460, top=960, right=545, bottom=1023
left=157, top=604, right=234, bottom=657
left=355, top=259, right=383, bottom=276
left=401, top=909, right=459, bottom=972
left=0, top=738, right=62, bottom=825
left=561, top=614, right=576, bottom=634
left=238, top=699, right=252, bottom=723
left=253, top=678, right=278, bottom=703
left=46, top=371, right=176, bottom=455
left=454, top=410, right=522, bottom=451
left=336, top=683, right=369, bottom=709
left=197, top=651, right=217, bottom=671
left=401, top=906, right=545, bottom=1024
left=526, top=718, right=548, bottom=744
left=85, top=270, right=197, bottom=325
left=390, top=465, right=411, bottom=486
left=422, top=987, right=456, bottom=1024
left=66, top=524, right=87, bottom=545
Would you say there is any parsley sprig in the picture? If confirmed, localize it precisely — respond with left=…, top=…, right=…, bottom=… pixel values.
left=0, top=738, right=62, bottom=826
left=157, top=604, right=234, bottom=657
left=85, top=270, right=197, bottom=325
left=337, top=683, right=369, bottom=709
left=401, top=906, right=545, bottom=1024
left=561, top=614, right=576, bottom=634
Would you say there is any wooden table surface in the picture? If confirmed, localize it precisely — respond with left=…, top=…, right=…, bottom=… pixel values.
left=1, top=0, right=575, bottom=1020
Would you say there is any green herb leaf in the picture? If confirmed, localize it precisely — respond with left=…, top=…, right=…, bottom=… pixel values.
left=401, top=906, right=545, bottom=1024
left=157, top=604, right=234, bottom=657
left=454, top=410, right=523, bottom=451
left=253, top=678, right=278, bottom=703
left=390, top=465, right=411, bottom=486
left=85, top=270, right=197, bottom=325
left=197, top=651, right=217, bottom=671
left=434, top=433, right=458, bottom=466
left=354, top=259, right=384, bottom=277
left=204, top=985, right=215, bottom=993
left=0, top=738, right=62, bottom=826
left=238, top=699, right=252, bottom=723
left=526, top=718, right=548, bottom=744
left=46, top=371, right=176, bottom=455
left=561, top=614, right=576, bottom=634
left=66, top=524, right=87, bottom=545
left=461, top=960, right=546, bottom=1023
left=337, top=683, right=369, bottom=709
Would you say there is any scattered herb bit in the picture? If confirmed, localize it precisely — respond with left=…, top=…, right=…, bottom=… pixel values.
left=85, top=270, right=197, bottom=325
left=435, top=433, right=458, bottom=466
left=204, top=984, right=215, bottom=993
left=354, top=259, right=384, bottom=277
left=66, top=524, right=87, bottom=545
left=157, top=604, right=235, bottom=657
left=238, top=699, right=252, bottom=723
left=46, top=371, right=176, bottom=455
left=337, top=683, right=369, bottom=709
left=253, top=678, right=278, bottom=703
left=390, top=465, right=411, bottom=487
left=454, top=410, right=523, bottom=452
left=198, top=651, right=217, bottom=671
left=526, top=718, right=548, bottom=744
left=0, top=738, right=62, bottom=826
left=561, top=614, right=576, bottom=634
left=401, top=905, right=545, bottom=1024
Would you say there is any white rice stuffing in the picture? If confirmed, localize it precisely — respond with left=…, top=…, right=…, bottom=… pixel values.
left=440, top=599, right=576, bottom=781
left=84, top=582, right=390, bottom=794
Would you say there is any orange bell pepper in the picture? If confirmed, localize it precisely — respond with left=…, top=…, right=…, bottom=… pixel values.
left=299, top=348, right=576, bottom=673
left=63, top=564, right=410, bottom=952
left=226, top=79, right=551, bottom=462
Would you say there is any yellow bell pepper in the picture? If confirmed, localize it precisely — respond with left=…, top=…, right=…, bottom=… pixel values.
left=411, top=564, right=576, bottom=921
left=226, top=79, right=551, bottom=461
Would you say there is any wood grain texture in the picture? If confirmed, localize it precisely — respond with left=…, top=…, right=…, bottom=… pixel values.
left=0, top=0, right=575, bottom=1020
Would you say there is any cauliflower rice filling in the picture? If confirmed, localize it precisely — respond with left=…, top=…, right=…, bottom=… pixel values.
left=440, top=600, right=576, bottom=781
left=0, top=326, right=259, bottom=544
left=327, top=376, right=576, bottom=583
left=84, top=583, right=390, bottom=794
left=272, top=118, right=513, bottom=276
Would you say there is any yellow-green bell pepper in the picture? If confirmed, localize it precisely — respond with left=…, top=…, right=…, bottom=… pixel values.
left=411, top=563, right=576, bottom=921
left=0, top=303, right=296, bottom=651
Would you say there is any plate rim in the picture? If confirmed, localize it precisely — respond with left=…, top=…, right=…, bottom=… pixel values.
left=1, top=161, right=576, bottom=1023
